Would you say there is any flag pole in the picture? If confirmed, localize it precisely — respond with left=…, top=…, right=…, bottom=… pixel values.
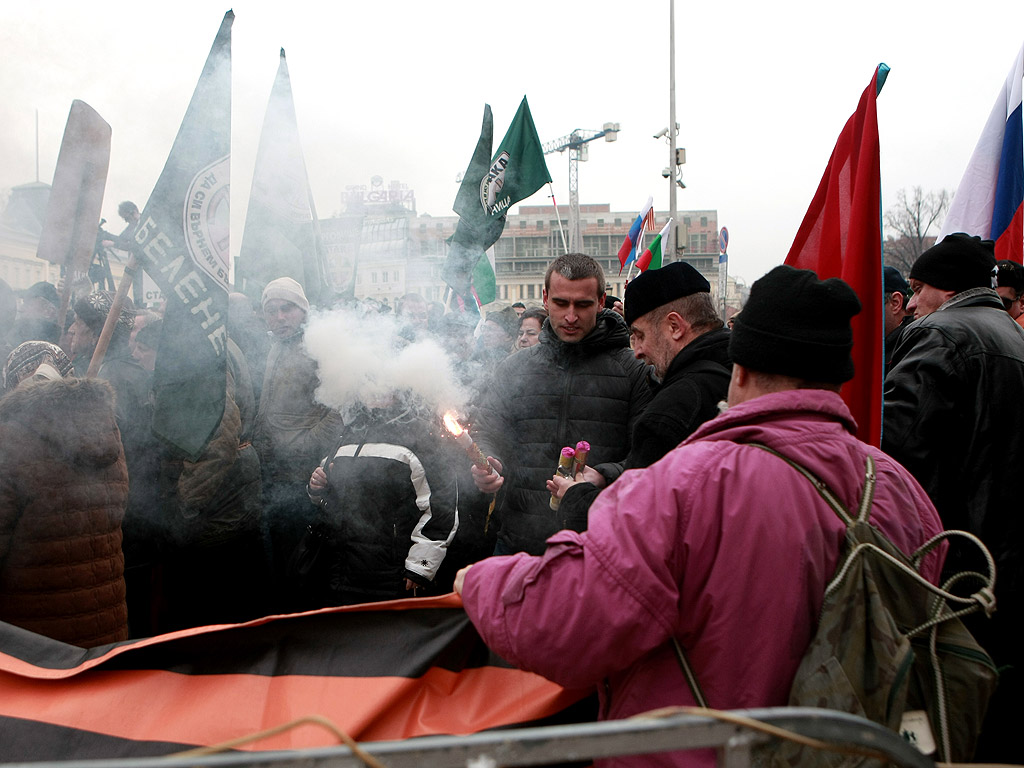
left=548, top=183, right=569, bottom=254
left=85, top=255, right=138, bottom=377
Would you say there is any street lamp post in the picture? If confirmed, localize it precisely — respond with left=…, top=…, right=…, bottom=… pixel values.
left=668, top=0, right=677, bottom=258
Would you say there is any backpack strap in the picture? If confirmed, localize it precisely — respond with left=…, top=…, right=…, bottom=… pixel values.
left=748, top=443, right=996, bottom=628
left=671, top=637, right=709, bottom=708
left=669, top=442, right=873, bottom=710
left=747, top=442, right=876, bottom=526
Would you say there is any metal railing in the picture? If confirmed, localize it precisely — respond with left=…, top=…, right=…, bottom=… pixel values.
left=3, top=708, right=933, bottom=768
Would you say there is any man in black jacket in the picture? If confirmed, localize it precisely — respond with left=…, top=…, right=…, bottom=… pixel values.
left=549, top=261, right=731, bottom=529
left=470, top=253, right=651, bottom=555
left=883, top=232, right=1024, bottom=763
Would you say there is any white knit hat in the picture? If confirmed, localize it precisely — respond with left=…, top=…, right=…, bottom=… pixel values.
left=261, top=277, right=310, bottom=313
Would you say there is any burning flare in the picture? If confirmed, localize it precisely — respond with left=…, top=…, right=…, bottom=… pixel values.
left=443, top=411, right=491, bottom=472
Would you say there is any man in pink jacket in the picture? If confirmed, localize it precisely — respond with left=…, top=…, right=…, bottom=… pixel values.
left=455, top=265, right=945, bottom=768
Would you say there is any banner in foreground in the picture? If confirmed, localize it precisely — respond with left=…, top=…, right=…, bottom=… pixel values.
left=0, top=595, right=584, bottom=760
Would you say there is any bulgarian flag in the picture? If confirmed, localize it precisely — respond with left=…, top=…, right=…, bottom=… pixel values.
left=617, top=196, right=655, bottom=273
left=636, top=218, right=673, bottom=272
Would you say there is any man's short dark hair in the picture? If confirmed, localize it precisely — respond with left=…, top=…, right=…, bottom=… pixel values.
left=512, top=301, right=526, bottom=309
left=117, top=201, right=139, bottom=219
left=645, top=293, right=723, bottom=334
left=544, top=253, right=606, bottom=296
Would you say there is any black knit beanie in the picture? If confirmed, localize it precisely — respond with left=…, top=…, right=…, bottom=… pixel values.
left=909, top=233, right=996, bottom=293
left=624, top=261, right=711, bottom=326
left=729, top=265, right=861, bottom=384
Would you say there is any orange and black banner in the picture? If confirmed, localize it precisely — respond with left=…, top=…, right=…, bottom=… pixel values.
left=0, top=595, right=586, bottom=760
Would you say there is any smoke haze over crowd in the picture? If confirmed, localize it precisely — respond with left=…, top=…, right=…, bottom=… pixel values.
left=303, top=308, right=470, bottom=421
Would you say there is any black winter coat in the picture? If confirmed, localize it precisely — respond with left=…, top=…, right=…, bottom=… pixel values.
left=883, top=288, right=1024, bottom=680
left=559, top=326, right=731, bottom=530
left=473, top=310, right=651, bottom=554
left=307, top=407, right=461, bottom=604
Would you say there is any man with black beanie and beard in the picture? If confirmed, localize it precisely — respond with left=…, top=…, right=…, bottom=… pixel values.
left=456, top=265, right=943, bottom=768
left=884, top=232, right=1024, bottom=762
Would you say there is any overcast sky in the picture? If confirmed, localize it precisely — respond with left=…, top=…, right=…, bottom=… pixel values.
left=2, top=0, right=1023, bottom=286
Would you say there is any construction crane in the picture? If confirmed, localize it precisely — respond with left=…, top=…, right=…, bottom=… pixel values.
left=542, top=122, right=620, bottom=253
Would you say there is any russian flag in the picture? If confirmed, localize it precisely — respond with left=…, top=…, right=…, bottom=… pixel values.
left=939, top=44, right=1024, bottom=264
left=617, top=196, right=655, bottom=273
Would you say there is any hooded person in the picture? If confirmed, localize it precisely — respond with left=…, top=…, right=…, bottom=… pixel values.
left=884, top=233, right=1024, bottom=762
left=0, top=342, right=130, bottom=647
left=456, top=265, right=944, bottom=768
left=254, top=277, right=343, bottom=608
left=550, top=261, right=732, bottom=531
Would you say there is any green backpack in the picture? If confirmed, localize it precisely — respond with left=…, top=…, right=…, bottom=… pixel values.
left=676, top=444, right=999, bottom=765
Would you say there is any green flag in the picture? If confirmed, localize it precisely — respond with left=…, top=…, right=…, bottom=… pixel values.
left=236, top=48, right=332, bottom=308
left=442, top=105, right=505, bottom=298
left=442, top=98, right=550, bottom=302
left=484, top=96, right=551, bottom=219
left=131, top=11, right=232, bottom=459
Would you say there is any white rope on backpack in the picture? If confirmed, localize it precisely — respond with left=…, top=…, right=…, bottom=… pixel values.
left=748, top=442, right=997, bottom=764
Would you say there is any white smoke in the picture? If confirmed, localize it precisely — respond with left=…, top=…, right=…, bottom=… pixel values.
left=303, top=307, right=470, bottom=421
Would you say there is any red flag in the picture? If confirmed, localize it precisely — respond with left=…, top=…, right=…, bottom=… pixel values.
left=785, top=64, right=888, bottom=447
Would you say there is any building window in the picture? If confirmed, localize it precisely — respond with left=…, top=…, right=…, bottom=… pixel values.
left=393, top=271, right=399, bottom=282
left=382, top=272, right=388, bottom=283
left=597, top=219, right=604, bottom=227
left=537, top=221, right=544, bottom=230
left=614, top=218, right=622, bottom=226
left=520, top=219, right=527, bottom=228
left=684, top=217, right=691, bottom=226
left=501, top=284, right=508, bottom=299
left=527, top=284, right=535, bottom=299
left=701, top=216, right=708, bottom=226
left=371, top=272, right=377, bottom=284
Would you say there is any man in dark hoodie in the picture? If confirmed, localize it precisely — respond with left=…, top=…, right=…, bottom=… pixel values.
left=471, top=253, right=651, bottom=555
left=550, top=261, right=731, bottom=530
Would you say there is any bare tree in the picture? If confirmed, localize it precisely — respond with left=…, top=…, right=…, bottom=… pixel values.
left=883, top=187, right=951, bottom=276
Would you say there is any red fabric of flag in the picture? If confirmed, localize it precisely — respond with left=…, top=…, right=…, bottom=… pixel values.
left=785, top=65, right=888, bottom=447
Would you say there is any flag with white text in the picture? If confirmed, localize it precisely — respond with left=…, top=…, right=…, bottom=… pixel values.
left=131, top=11, right=232, bottom=459
left=443, top=104, right=505, bottom=301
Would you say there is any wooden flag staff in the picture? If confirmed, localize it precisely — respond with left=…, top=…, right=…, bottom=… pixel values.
left=85, top=255, right=138, bottom=378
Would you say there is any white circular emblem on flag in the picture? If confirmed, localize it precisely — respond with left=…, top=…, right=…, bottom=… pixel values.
left=183, top=155, right=231, bottom=290
left=480, top=151, right=509, bottom=214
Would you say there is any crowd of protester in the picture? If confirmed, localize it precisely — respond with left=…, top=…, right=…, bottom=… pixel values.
left=0, top=234, right=1021, bottom=763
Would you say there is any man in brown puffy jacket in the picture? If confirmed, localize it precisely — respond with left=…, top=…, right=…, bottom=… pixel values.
left=0, top=342, right=129, bottom=647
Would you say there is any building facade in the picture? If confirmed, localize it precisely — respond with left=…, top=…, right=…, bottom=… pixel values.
left=1, top=181, right=130, bottom=296
left=321, top=184, right=745, bottom=317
